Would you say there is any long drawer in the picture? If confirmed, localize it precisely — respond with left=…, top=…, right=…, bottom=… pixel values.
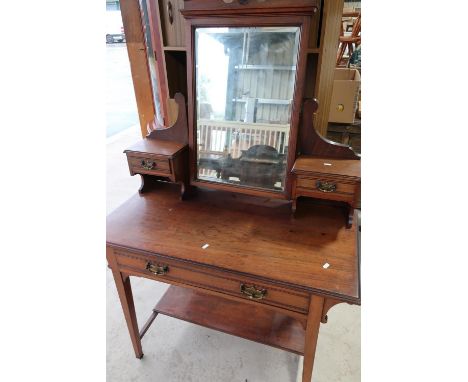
left=112, top=247, right=310, bottom=315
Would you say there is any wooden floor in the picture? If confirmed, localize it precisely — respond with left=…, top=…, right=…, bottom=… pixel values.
left=153, top=285, right=306, bottom=355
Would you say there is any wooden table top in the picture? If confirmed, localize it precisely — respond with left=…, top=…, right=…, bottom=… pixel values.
left=124, top=139, right=187, bottom=157
left=107, top=184, right=360, bottom=303
left=293, top=156, right=361, bottom=178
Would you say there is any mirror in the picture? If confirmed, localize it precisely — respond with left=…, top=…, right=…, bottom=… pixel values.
left=194, top=26, right=300, bottom=192
left=139, top=0, right=163, bottom=124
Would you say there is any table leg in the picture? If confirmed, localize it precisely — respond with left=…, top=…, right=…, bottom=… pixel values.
left=137, top=174, right=148, bottom=194
left=302, top=295, right=324, bottom=382
left=346, top=205, right=354, bottom=229
left=111, top=269, right=144, bottom=359
left=292, top=198, right=298, bottom=214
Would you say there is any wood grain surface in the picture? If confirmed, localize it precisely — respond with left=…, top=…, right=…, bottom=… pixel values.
left=153, top=285, right=307, bottom=354
left=107, top=183, right=360, bottom=303
left=124, top=138, right=187, bottom=157
left=293, top=156, right=361, bottom=178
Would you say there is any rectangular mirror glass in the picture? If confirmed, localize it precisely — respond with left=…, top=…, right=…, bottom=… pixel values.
left=195, top=26, right=300, bottom=192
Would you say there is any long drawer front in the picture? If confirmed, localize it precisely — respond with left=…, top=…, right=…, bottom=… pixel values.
left=112, top=248, right=309, bottom=315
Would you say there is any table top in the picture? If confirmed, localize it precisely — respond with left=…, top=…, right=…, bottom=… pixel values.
left=106, top=184, right=360, bottom=303
left=124, top=139, right=187, bottom=157
left=293, top=156, right=361, bottom=178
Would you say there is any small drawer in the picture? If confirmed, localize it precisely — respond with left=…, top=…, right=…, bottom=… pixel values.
left=296, top=176, right=356, bottom=195
left=127, top=154, right=171, bottom=175
left=113, top=249, right=310, bottom=314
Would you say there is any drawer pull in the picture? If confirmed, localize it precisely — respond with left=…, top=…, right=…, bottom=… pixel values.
left=146, top=262, right=169, bottom=275
left=140, top=159, right=156, bottom=170
left=316, top=181, right=337, bottom=193
left=240, top=284, right=267, bottom=300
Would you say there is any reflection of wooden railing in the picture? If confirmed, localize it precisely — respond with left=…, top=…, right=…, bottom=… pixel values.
left=197, top=119, right=290, bottom=161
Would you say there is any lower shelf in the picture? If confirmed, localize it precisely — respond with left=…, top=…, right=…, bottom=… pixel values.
left=153, top=286, right=306, bottom=355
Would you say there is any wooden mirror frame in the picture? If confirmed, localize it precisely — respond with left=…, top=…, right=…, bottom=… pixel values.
left=183, top=15, right=312, bottom=199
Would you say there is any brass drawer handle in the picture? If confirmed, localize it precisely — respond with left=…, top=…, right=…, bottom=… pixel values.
left=140, top=159, right=156, bottom=170
left=240, top=284, right=267, bottom=300
left=146, top=262, right=169, bottom=275
left=316, top=181, right=337, bottom=193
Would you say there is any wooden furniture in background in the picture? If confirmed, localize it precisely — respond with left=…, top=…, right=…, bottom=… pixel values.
left=336, top=12, right=361, bottom=67
left=313, top=0, right=345, bottom=136
left=107, top=183, right=360, bottom=382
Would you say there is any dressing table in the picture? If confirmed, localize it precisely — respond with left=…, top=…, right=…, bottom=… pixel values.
left=108, top=1, right=361, bottom=381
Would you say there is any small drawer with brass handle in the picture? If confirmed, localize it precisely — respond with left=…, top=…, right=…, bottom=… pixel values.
left=240, top=284, right=267, bottom=300
left=146, top=262, right=169, bottom=275
left=292, top=156, right=361, bottom=227
left=140, top=159, right=157, bottom=170
left=295, top=177, right=355, bottom=196
left=127, top=154, right=171, bottom=175
left=316, top=180, right=337, bottom=193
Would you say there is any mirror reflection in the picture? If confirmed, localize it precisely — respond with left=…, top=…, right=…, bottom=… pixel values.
left=140, top=0, right=163, bottom=124
left=195, top=26, right=300, bottom=191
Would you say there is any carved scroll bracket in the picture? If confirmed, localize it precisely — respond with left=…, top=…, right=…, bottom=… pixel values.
left=321, top=298, right=343, bottom=324
left=146, top=93, right=188, bottom=144
left=299, top=98, right=360, bottom=159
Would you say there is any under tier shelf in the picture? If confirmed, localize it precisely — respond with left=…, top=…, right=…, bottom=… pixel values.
left=153, top=286, right=306, bottom=355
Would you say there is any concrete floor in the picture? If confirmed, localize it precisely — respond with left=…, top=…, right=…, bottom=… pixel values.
left=106, top=126, right=361, bottom=381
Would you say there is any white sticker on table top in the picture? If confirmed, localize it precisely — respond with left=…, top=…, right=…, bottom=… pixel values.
left=323, top=163, right=332, bottom=166
left=202, top=244, right=209, bottom=249
left=322, top=262, right=330, bottom=269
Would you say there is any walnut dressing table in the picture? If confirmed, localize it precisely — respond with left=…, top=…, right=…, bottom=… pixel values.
left=110, top=0, right=361, bottom=380
left=107, top=183, right=360, bottom=382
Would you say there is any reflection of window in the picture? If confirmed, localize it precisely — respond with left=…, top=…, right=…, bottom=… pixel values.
left=106, top=1, right=120, bottom=11
left=196, top=27, right=299, bottom=126
left=196, top=31, right=229, bottom=120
